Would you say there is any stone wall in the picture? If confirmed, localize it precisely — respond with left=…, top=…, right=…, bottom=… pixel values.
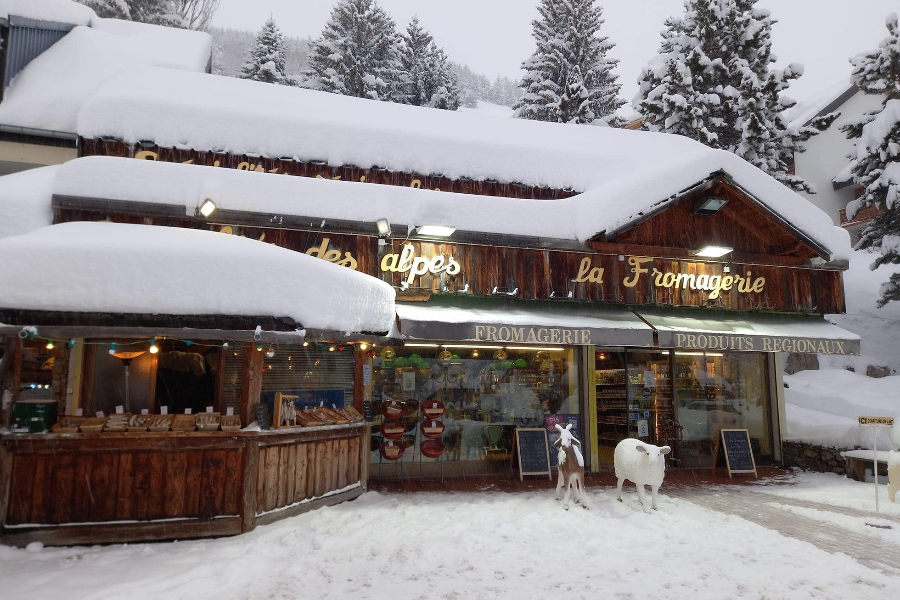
left=782, top=441, right=847, bottom=475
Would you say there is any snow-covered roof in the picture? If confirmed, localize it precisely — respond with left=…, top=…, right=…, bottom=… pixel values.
left=38, top=152, right=850, bottom=261
left=0, top=0, right=94, bottom=25
left=0, top=21, right=210, bottom=133
left=0, top=222, right=396, bottom=334
left=784, top=79, right=855, bottom=129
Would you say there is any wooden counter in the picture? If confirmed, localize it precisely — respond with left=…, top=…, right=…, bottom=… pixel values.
left=0, top=424, right=369, bottom=547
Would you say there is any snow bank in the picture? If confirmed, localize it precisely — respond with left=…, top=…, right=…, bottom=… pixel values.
left=0, top=0, right=94, bottom=25
left=0, top=488, right=896, bottom=600
left=67, top=65, right=849, bottom=259
left=0, top=24, right=210, bottom=133
left=784, top=369, right=900, bottom=449
left=0, top=222, right=396, bottom=334
left=0, top=166, right=56, bottom=241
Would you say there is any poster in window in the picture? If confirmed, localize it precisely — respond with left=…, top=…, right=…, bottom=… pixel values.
left=402, top=370, right=416, bottom=391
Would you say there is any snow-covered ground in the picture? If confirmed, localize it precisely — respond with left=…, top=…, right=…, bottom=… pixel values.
left=751, top=470, right=900, bottom=519
left=0, top=479, right=897, bottom=600
left=784, top=248, right=900, bottom=450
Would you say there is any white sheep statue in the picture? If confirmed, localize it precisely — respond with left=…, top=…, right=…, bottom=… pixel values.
left=889, top=450, right=899, bottom=504
left=553, top=423, right=587, bottom=510
left=614, top=438, right=671, bottom=512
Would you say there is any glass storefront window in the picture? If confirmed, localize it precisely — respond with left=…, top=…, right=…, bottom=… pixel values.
left=370, top=345, right=580, bottom=474
left=675, top=351, right=770, bottom=468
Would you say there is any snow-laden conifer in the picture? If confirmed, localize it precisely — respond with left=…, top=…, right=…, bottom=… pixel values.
left=635, top=0, right=828, bottom=192
left=842, top=13, right=900, bottom=306
left=514, top=0, right=623, bottom=124
left=400, top=17, right=459, bottom=110
left=240, top=17, right=288, bottom=85
left=308, top=0, right=407, bottom=102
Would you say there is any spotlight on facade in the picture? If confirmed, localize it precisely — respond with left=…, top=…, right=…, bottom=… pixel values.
left=693, top=196, right=728, bottom=216
left=199, top=199, right=217, bottom=218
left=694, top=245, right=733, bottom=258
left=376, top=218, right=391, bottom=237
left=416, top=225, right=456, bottom=238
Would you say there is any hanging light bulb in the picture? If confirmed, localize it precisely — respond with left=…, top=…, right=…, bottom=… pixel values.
left=265, top=345, right=276, bottom=358
left=45, top=341, right=55, bottom=350
left=359, top=342, right=369, bottom=351
left=302, top=341, right=309, bottom=347
left=380, top=347, right=396, bottom=361
left=492, top=349, right=508, bottom=361
left=329, top=345, right=336, bottom=352
left=149, top=342, right=159, bottom=354
left=222, top=342, right=229, bottom=349
left=472, top=349, right=479, bottom=358
left=438, top=349, right=452, bottom=361
left=256, top=344, right=263, bottom=352
left=67, top=339, right=75, bottom=349
left=109, top=342, right=117, bottom=355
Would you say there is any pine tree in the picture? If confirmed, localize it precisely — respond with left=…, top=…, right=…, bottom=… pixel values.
left=635, top=0, right=828, bottom=192
left=842, top=13, right=900, bottom=306
left=400, top=17, right=459, bottom=110
left=240, top=18, right=288, bottom=85
left=514, top=0, right=624, bottom=125
left=307, top=0, right=406, bottom=102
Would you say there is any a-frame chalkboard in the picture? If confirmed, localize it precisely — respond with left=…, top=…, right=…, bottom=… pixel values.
left=712, top=429, right=758, bottom=478
left=511, top=428, right=552, bottom=481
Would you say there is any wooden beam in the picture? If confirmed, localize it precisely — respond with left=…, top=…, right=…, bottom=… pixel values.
left=65, top=338, right=84, bottom=415
left=240, top=342, right=264, bottom=428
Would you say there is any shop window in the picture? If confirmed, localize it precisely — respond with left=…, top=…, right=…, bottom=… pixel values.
left=17, top=338, right=56, bottom=401
left=674, top=351, right=770, bottom=468
left=260, top=345, right=355, bottom=411
left=370, top=346, right=580, bottom=473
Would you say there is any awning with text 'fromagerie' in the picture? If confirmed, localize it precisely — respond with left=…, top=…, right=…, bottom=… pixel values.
left=633, top=307, right=860, bottom=355
left=396, top=299, right=654, bottom=347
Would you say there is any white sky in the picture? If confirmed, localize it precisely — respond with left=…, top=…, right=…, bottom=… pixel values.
left=213, top=0, right=898, bottom=107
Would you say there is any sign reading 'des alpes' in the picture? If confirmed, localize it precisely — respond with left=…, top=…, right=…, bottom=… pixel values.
left=381, top=244, right=461, bottom=285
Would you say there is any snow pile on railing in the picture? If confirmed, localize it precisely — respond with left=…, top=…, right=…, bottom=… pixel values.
left=0, top=222, right=396, bottom=334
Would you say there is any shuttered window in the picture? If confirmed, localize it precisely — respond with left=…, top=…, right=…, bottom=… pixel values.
left=260, top=346, right=355, bottom=408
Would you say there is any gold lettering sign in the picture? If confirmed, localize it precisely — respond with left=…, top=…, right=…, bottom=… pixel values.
left=673, top=332, right=846, bottom=354
left=381, top=244, right=460, bottom=284
left=571, top=257, right=604, bottom=284
left=474, top=325, right=591, bottom=345
left=305, top=237, right=357, bottom=269
left=574, top=255, right=765, bottom=299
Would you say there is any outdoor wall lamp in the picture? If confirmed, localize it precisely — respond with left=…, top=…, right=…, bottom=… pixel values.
left=199, top=199, right=217, bottom=217
left=694, top=245, right=733, bottom=258
left=416, top=225, right=456, bottom=237
left=376, top=218, right=391, bottom=237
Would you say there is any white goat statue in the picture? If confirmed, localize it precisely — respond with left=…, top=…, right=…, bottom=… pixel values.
left=553, top=424, right=587, bottom=510
left=889, top=450, right=899, bottom=504
left=614, top=438, right=671, bottom=512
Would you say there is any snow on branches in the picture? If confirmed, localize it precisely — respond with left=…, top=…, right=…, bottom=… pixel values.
left=240, top=17, right=289, bottom=85
left=843, top=14, right=900, bottom=307
left=307, top=0, right=407, bottom=103
left=514, top=0, right=624, bottom=125
left=634, top=0, right=826, bottom=193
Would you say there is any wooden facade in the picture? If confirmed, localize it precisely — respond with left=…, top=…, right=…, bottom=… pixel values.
left=0, top=426, right=368, bottom=546
left=52, top=208, right=847, bottom=315
left=81, top=139, right=575, bottom=201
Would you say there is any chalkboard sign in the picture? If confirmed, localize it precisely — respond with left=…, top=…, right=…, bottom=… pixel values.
left=255, top=402, right=271, bottom=431
left=512, top=428, right=552, bottom=481
left=362, top=400, right=374, bottom=423
left=712, top=429, right=757, bottom=478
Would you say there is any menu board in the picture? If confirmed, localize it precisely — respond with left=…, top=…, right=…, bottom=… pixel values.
left=713, top=429, right=757, bottom=478
left=513, top=428, right=552, bottom=482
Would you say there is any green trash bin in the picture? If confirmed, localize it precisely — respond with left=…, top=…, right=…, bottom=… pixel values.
left=11, top=400, right=59, bottom=433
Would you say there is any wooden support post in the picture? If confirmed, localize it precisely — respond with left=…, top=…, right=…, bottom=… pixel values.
left=241, top=440, right=259, bottom=533
left=65, top=339, right=85, bottom=415
left=240, top=342, right=264, bottom=428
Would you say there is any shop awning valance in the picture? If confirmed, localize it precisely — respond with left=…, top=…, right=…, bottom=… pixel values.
left=396, top=301, right=654, bottom=347
left=633, top=307, right=860, bottom=355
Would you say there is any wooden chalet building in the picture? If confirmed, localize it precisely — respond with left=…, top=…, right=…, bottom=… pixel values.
left=0, top=11, right=860, bottom=545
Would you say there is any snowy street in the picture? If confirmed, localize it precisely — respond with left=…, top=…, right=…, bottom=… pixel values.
left=1, top=473, right=898, bottom=600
